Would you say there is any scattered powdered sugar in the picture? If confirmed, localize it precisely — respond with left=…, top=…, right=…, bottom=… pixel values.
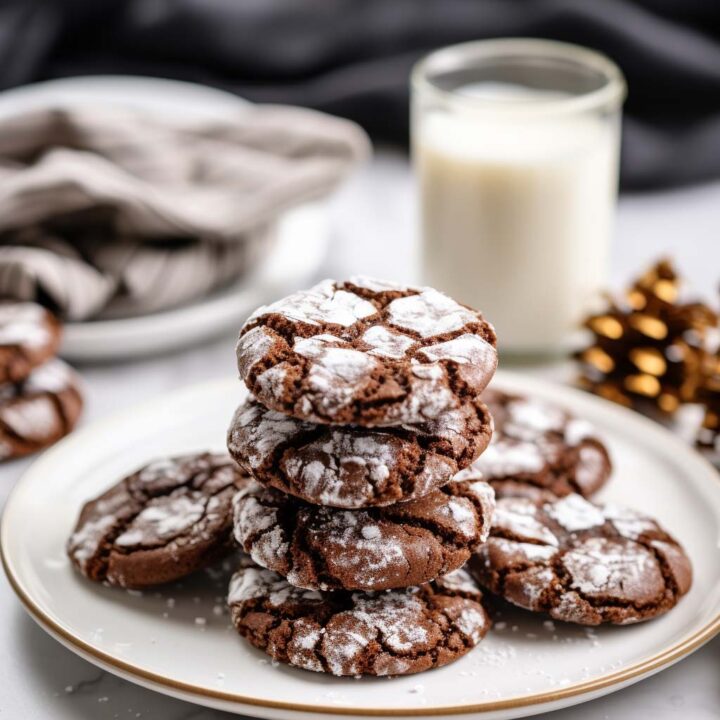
left=387, top=288, right=479, bottom=338
left=361, top=326, right=416, bottom=359
left=545, top=494, right=606, bottom=533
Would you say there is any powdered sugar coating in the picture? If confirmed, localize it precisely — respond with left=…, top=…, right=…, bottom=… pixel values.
left=0, top=302, right=62, bottom=384
left=227, top=561, right=490, bottom=676
left=461, top=389, right=611, bottom=499
left=227, top=396, right=492, bottom=508
left=562, top=537, right=661, bottom=603
left=247, top=279, right=377, bottom=327
left=67, top=452, right=249, bottom=588
left=545, top=494, right=606, bottom=532
left=387, top=289, right=479, bottom=338
left=0, top=397, right=58, bottom=440
left=295, top=335, right=378, bottom=415
left=0, top=358, right=82, bottom=460
left=235, top=326, right=276, bottom=378
left=471, top=493, right=693, bottom=625
left=236, top=278, right=497, bottom=426
left=115, top=495, right=206, bottom=548
left=493, top=497, right=559, bottom=546
left=233, top=476, right=495, bottom=591
left=418, top=334, right=495, bottom=367
left=458, top=439, right=545, bottom=480
left=361, top=326, right=416, bottom=359
left=0, top=302, right=51, bottom=348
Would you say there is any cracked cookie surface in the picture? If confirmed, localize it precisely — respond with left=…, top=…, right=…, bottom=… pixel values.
left=456, top=389, right=611, bottom=499
left=235, top=277, right=497, bottom=426
left=470, top=493, right=692, bottom=625
left=0, top=358, right=83, bottom=460
left=0, top=302, right=62, bottom=384
left=67, top=452, right=251, bottom=588
left=227, top=395, right=492, bottom=508
left=228, top=561, right=490, bottom=676
left=233, top=476, right=495, bottom=591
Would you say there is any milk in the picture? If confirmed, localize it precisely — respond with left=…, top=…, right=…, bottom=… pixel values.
left=416, top=85, right=621, bottom=354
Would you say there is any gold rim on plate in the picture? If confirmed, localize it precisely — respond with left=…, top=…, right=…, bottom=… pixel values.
left=3, top=375, right=720, bottom=717
left=3, top=545, right=720, bottom=717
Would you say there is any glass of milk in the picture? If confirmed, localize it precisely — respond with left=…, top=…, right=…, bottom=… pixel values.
left=412, top=39, right=626, bottom=356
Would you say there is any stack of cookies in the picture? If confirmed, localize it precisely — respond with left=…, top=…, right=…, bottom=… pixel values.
left=65, top=276, right=694, bottom=680
left=0, top=302, right=82, bottom=460
left=226, top=277, right=501, bottom=676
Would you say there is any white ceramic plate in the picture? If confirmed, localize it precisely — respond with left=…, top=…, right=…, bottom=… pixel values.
left=0, top=76, right=330, bottom=361
left=2, top=372, right=720, bottom=720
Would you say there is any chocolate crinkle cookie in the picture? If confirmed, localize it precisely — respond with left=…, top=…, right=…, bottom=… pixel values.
left=0, top=358, right=82, bottom=460
left=235, top=277, right=497, bottom=427
left=456, top=389, right=611, bottom=499
left=67, top=453, right=251, bottom=588
left=228, top=561, right=491, bottom=676
left=227, top=395, right=492, bottom=508
left=471, top=493, right=692, bottom=625
left=0, top=302, right=62, bottom=384
left=233, top=476, right=495, bottom=592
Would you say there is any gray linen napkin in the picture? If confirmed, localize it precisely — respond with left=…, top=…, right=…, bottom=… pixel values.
left=0, top=103, right=369, bottom=319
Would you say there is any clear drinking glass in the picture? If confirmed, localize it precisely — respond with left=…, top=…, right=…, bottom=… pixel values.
left=412, top=39, right=626, bottom=357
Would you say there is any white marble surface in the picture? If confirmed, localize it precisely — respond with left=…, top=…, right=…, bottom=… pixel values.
left=1, top=150, right=719, bottom=719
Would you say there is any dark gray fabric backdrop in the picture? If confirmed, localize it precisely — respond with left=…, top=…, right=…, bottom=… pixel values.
left=2, top=0, right=720, bottom=189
